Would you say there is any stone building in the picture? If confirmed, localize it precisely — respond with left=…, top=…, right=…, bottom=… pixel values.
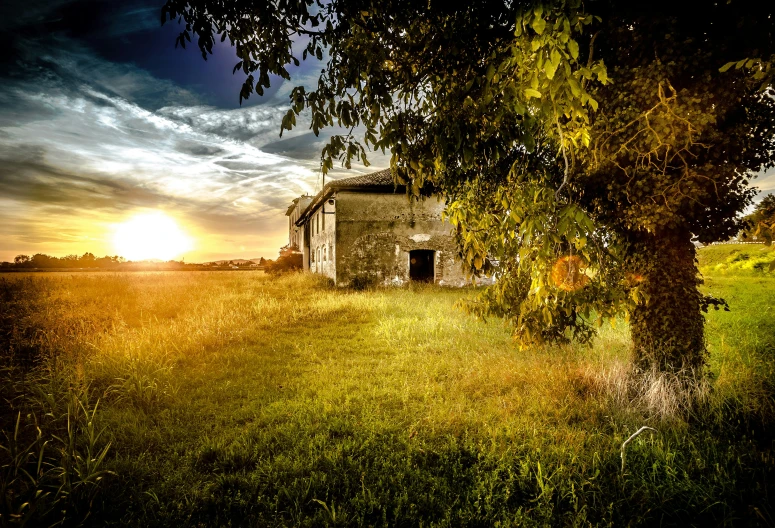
left=285, top=195, right=312, bottom=249
left=286, top=169, right=467, bottom=286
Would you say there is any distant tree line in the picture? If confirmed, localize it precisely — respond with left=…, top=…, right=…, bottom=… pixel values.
left=2, top=253, right=126, bottom=269
left=1, top=253, right=205, bottom=271
left=0, top=253, right=276, bottom=271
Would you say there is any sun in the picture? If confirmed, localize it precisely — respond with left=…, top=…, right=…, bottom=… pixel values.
left=113, top=212, right=193, bottom=261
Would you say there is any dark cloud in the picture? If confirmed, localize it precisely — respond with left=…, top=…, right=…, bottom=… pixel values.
left=0, top=154, right=178, bottom=211
left=261, top=132, right=332, bottom=160
left=0, top=0, right=382, bottom=261
left=175, top=141, right=225, bottom=158
left=0, top=90, right=62, bottom=127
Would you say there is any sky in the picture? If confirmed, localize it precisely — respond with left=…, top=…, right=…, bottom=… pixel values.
left=0, top=1, right=773, bottom=263
left=0, top=0, right=388, bottom=262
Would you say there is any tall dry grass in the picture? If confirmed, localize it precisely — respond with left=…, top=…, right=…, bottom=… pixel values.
left=0, top=270, right=773, bottom=526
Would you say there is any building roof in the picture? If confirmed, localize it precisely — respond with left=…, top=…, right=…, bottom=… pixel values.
left=295, top=169, right=402, bottom=225
left=285, top=197, right=300, bottom=216
left=285, top=195, right=313, bottom=216
left=326, top=169, right=394, bottom=188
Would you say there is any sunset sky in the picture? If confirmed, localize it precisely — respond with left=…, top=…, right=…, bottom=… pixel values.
left=0, top=0, right=388, bottom=263
left=0, top=0, right=773, bottom=263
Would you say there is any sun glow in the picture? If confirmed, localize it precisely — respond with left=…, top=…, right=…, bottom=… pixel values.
left=113, top=212, right=193, bottom=261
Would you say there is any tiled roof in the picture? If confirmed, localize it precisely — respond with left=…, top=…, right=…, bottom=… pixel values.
left=326, top=168, right=394, bottom=188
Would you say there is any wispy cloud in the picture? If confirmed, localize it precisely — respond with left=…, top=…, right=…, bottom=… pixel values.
left=0, top=36, right=353, bottom=261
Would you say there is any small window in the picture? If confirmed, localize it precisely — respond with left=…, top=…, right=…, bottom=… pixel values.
left=322, top=210, right=325, bottom=230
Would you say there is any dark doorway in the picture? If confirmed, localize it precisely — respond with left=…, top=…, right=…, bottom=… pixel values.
left=409, top=250, right=435, bottom=282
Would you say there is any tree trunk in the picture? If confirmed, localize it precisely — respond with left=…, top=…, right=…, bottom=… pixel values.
left=629, top=228, right=707, bottom=373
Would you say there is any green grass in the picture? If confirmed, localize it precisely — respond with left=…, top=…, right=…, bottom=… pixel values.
left=1, top=265, right=774, bottom=526
left=697, top=242, right=775, bottom=273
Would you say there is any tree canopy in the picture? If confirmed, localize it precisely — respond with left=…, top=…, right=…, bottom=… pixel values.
left=161, top=0, right=775, bottom=373
left=741, top=194, right=775, bottom=245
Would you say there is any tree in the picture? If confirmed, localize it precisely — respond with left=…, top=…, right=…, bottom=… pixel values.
left=30, top=254, right=54, bottom=268
left=265, top=245, right=303, bottom=274
left=741, top=194, right=775, bottom=245
left=160, top=0, right=775, bottom=374
left=13, top=255, right=30, bottom=266
left=79, top=253, right=97, bottom=268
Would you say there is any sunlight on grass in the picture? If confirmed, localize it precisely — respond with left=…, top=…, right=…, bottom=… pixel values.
left=1, top=265, right=774, bottom=526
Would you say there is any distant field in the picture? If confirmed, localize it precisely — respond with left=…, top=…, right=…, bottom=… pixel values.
left=697, top=242, right=775, bottom=272
left=1, top=256, right=774, bottom=526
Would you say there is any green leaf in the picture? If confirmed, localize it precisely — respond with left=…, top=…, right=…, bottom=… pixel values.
left=525, top=88, right=542, bottom=99
left=719, top=61, right=736, bottom=73
left=551, top=48, right=561, bottom=68
left=568, top=39, right=579, bottom=60
left=545, top=60, right=558, bottom=80
left=486, top=64, right=496, bottom=82
left=567, top=77, right=581, bottom=97
left=532, top=17, right=546, bottom=35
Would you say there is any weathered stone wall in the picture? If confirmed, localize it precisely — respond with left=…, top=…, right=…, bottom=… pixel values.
left=333, top=191, right=468, bottom=286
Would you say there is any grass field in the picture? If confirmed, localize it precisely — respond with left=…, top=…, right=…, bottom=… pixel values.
left=1, top=245, right=774, bottom=526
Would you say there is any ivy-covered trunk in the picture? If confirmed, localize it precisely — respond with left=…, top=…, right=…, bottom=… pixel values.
left=629, top=229, right=707, bottom=373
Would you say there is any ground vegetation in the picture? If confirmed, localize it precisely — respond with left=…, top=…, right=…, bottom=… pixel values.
left=0, top=259, right=773, bottom=525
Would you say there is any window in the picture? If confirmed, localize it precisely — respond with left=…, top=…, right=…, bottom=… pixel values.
left=322, top=209, right=325, bottom=230
left=323, top=246, right=327, bottom=261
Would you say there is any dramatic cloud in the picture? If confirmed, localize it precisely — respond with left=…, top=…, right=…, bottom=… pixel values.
left=0, top=8, right=383, bottom=262
left=0, top=69, right=328, bottom=260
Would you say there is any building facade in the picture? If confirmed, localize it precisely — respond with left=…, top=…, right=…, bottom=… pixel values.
left=286, top=169, right=468, bottom=286
left=285, top=195, right=312, bottom=250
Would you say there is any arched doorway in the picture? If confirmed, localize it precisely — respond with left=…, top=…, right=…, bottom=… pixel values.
left=409, top=250, right=435, bottom=282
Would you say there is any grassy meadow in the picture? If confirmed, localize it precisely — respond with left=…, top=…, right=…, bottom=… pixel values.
left=1, top=244, right=775, bottom=526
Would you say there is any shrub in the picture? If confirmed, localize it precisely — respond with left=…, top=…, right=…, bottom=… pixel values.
left=264, top=245, right=303, bottom=274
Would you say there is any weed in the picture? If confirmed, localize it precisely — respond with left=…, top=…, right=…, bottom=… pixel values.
left=0, top=390, right=113, bottom=527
